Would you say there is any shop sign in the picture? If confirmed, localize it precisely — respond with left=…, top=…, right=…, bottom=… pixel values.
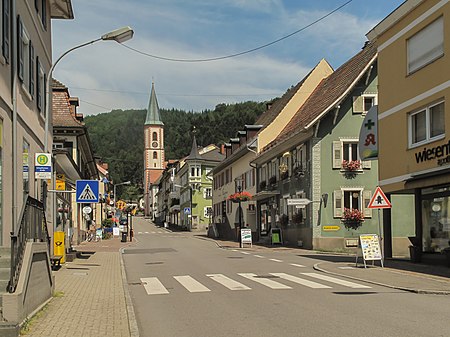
left=358, top=105, right=378, bottom=160
left=414, top=139, right=450, bottom=166
left=323, top=225, right=340, bottom=231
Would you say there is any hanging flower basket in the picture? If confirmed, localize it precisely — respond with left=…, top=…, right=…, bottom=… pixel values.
left=341, top=208, right=364, bottom=230
left=341, top=160, right=361, bottom=171
left=227, top=191, right=252, bottom=203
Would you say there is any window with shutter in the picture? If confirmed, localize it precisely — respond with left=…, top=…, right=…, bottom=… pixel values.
left=29, top=42, right=34, bottom=98
left=18, top=16, right=24, bottom=81
left=332, top=141, right=342, bottom=169
left=2, top=0, right=10, bottom=62
left=333, top=190, right=343, bottom=217
left=363, top=190, right=372, bottom=218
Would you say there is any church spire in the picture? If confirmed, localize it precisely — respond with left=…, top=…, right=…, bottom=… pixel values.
left=186, top=127, right=202, bottom=160
left=145, top=82, right=163, bottom=126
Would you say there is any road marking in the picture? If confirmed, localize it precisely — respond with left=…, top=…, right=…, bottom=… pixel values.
left=207, top=274, right=251, bottom=290
left=145, top=232, right=149, bottom=234
left=238, top=273, right=292, bottom=289
left=269, top=258, right=283, bottom=263
left=174, top=276, right=211, bottom=293
left=138, top=232, right=143, bottom=234
left=301, top=273, right=372, bottom=288
left=141, top=277, right=169, bottom=295
left=231, top=250, right=238, bottom=252
left=270, top=273, right=330, bottom=289
left=241, top=251, right=250, bottom=255
left=290, top=263, right=306, bottom=268
left=254, top=255, right=264, bottom=258
left=151, top=231, right=156, bottom=234
left=339, top=266, right=355, bottom=269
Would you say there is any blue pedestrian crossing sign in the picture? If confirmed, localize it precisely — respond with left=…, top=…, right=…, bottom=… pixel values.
left=76, top=180, right=99, bottom=203
left=184, top=207, right=191, bottom=214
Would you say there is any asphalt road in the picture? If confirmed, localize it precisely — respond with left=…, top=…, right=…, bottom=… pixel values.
left=122, top=217, right=450, bottom=337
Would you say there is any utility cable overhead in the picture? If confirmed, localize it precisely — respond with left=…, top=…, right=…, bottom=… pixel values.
left=121, top=0, right=353, bottom=62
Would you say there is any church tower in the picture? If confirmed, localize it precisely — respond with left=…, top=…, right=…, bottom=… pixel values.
left=144, top=82, right=164, bottom=217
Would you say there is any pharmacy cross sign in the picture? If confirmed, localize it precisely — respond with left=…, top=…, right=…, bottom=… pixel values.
left=368, top=186, right=392, bottom=209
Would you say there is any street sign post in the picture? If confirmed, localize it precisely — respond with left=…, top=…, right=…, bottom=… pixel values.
left=76, top=180, right=99, bottom=203
left=35, top=153, right=52, bottom=179
left=287, top=198, right=312, bottom=206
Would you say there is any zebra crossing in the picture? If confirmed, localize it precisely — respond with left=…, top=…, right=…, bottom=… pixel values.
left=140, top=272, right=371, bottom=295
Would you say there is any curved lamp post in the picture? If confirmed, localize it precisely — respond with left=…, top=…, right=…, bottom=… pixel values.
left=114, top=181, right=131, bottom=215
left=44, top=26, right=134, bottom=151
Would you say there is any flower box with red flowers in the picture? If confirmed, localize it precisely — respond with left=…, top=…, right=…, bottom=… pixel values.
left=227, top=191, right=252, bottom=203
left=341, top=208, right=364, bottom=230
left=341, top=160, right=361, bottom=171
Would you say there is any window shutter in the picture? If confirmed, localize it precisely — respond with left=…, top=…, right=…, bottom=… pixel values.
left=332, top=141, right=342, bottom=169
left=333, top=190, right=343, bottom=218
left=43, top=74, right=47, bottom=116
left=3, top=0, right=10, bottom=62
left=353, top=96, right=363, bottom=113
left=17, top=16, right=24, bottom=81
left=29, top=42, right=35, bottom=98
left=363, top=190, right=372, bottom=218
left=36, top=57, right=41, bottom=109
left=361, top=159, right=371, bottom=169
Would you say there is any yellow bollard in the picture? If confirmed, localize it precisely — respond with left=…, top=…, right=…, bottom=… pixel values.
left=54, top=231, right=66, bottom=263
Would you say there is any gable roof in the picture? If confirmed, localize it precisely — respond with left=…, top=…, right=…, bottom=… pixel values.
left=52, top=79, right=84, bottom=128
left=266, top=42, right=377, bottom=151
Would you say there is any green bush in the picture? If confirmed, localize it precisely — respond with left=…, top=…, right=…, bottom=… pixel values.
left=102, top=219, right=114, bottom=228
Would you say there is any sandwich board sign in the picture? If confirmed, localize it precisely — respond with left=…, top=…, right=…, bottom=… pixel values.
left=368, top=186, right=392, bottom=209
left=76, top=180, right=99, bottom=203
left=241, top=228, right=252, bottom=247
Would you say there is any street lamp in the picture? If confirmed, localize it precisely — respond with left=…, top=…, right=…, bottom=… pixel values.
left=114, top=181, right=131, bottom=216
left=44, top=26, right=134, bottom=151
left=235, top=177, right=243, bottom=248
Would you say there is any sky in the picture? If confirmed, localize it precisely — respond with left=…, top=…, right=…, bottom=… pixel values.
left=52, top=0, right=405, bottom=116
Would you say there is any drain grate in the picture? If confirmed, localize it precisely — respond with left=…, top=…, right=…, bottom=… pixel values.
left=227, top=256, right=244, bottom=259
left=67, top=267, right=90, bottom=270
left=146, top=262, right=164, bottom=265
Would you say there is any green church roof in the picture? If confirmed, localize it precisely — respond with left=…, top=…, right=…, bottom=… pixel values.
left=145, top=82, right=164, bottom=126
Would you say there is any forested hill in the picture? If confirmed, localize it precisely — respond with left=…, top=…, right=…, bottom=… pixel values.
left=84, top=101, right=267, bottom=189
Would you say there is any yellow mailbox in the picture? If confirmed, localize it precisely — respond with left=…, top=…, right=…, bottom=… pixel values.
left=54, top=231, right=66, bottom=263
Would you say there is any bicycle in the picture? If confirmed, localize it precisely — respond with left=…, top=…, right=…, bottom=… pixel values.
left=86, top=230, right=100, bottom=242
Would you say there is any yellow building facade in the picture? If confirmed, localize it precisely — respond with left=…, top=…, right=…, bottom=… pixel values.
left=367, top=0, right=450, bottom=255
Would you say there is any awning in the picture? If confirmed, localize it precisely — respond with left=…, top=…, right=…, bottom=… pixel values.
left=252, top=190, right=280, bottom=201
left=405, top=167, right=450, bottom=190
left=53, top=150, right=81, bottom=183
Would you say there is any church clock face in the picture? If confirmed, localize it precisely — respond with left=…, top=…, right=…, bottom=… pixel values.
left=152, top=141, right=158, bottom=148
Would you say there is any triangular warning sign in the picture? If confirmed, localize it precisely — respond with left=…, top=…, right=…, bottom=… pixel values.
left=78, top=184, right=96, bottom=201
left=368, top=186, right=392, bottom=209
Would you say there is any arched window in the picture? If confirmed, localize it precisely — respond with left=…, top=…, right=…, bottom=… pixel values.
left=152, top=132, right=158, bottom=141
left=153, top=151, right=158, bottom=159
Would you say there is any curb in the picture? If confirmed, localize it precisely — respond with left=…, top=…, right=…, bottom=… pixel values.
left=313, top=262, right=450, bottom=295
left=120, top=248, right=140, bottom=337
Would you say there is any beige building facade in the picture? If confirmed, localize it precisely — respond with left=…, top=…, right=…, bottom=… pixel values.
left=367, top=0, right=450, bottom=255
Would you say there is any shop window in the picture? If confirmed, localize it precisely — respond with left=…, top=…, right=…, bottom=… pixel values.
left=409, top=101, right=445, bottom=147
left=407, top=16, right=443, bottom=74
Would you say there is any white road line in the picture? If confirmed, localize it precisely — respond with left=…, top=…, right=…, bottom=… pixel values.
left=174, top=276, right=211, bottom=293
left=270, top=273, right=331, bottom=289
left=151, top=231, right=156, bottom=234
left=231, top=249, right=239, bottom=252
left=240, top=251, right=250, bottom=255
left=269, top=258, right=283, bottom=263
left=145, top=232, right=149, bottom=234
left=290, top=263, right=306, bottom=268
left=138, top=232, right=143, bottom=234
left=254, top=255, right=264, bottom=258
left=301, top=273, right=372, bottom=289
left=207, top=274, right=251, bottom=290
left=141, top=277, right=169, bottom=295
left=238, top=273, right=292, bottom=289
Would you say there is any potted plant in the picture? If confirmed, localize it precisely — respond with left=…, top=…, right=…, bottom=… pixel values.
left=268, top=175, right=277, bottom=186
left=341, top=208, right=364, bottom=230
left=341, top=160, right=361, bottom=171
left=259, top=180, right=267, bottom=190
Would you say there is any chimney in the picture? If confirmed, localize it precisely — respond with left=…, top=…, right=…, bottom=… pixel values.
left=224, top=143, right=232, bottom=158
left=69, top=97, right=79, bottom=115
left=245, top=125, right=263, bottom=141
left=230, top=138, right=240, bottom=153
left=237, top=131, right=246, bottom=146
